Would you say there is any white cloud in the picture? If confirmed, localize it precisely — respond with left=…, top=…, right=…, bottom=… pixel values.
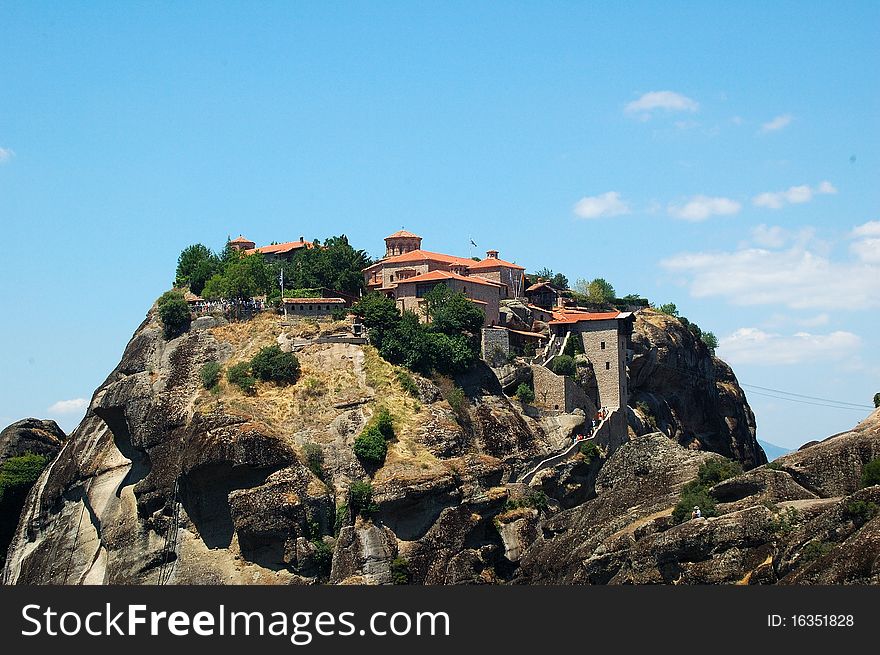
left=0, top=147, right=14, bottom=164
left=667, top=195, right=741, bottom=222
left=573, top=192, right=630, bottom=219
left=624, top=91, right=699, bottom=119
left=759, top=114, right=793, bottom=133
left=750, top=224, right=790, bottom=248
left=48, top=398, right=88, bottom=414
left=718, top=328, right=860, bottom=366
left=850, top=220, right=880, bottom=238
left=752, top=181, right=836, bottom=209
left=797, top=313, right=831, bottom=328
left=661, top=234, right=880, bottom=310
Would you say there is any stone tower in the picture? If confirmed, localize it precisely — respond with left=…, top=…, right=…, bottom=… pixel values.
left=384, top=230, right=422, bottom=258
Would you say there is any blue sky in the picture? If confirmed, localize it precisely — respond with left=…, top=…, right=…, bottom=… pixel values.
left=1, top=2, right=877, bottom=448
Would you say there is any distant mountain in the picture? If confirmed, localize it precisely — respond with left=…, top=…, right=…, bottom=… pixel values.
left=759, top=439, right=792, bottom=461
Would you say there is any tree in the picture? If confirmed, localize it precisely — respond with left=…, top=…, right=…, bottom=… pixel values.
left=353, top=426, right=387, bottom=467
left=200, top=274, right=227, bottom=301
left=586, top=278, right=615, bottom=304
left=250, top=345, right=301, bottom=384
left=349, top=480, right=377, bottom=517
left=157, top=290, right=191, bottom=339
left=227, top=361, right=256, bottom=394
left=550, top=273, right=569, bottom=290
left=701, top=331, right=718, bottom=354
left=862, top=458, right=880, bottom=488
left=515, top=383, right=535, bottom=404
left=352, top=293, right=402, bottom=351
left=175, top=244, right=218, bottom=295
left=549, top=355, right=577, bottom=377
left=874, top=393, right=880, bottom=409
left=657, top=303, right=679, bottom=317
left=423, top=284, right=484, bottom=336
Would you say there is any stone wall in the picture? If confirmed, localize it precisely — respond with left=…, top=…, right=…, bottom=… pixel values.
left=573, top=320, right=627, bottom=409
left=481, top=328, right=510, bottom=366
left=530, top=365, right=595, bottom=415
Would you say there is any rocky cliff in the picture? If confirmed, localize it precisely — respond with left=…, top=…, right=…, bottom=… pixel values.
left=5, top=304, right=870, bottom=586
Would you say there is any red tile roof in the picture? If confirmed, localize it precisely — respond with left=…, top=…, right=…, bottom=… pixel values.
left=365, top=249, right=477, bottom=269
left=385, top=230, right=421, bottom=239
left=229, top=235, right=254, bottom=244
left=549, top=310, right=621, bottom=325
left=526, top=281, right=557, bottom=292
left=469, top=256, right=526, bottom=270
left=246, top=239, right=313, bottom=255
left=396, top=269, right=504, bottom=289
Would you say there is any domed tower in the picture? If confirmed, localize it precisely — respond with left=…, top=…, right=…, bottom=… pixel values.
left=384, top=230, right=422, bottom=258
left=229, top=235, right=255, bottom=251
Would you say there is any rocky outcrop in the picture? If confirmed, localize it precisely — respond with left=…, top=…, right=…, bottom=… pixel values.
left=628, top=309, right=765, bottom=469
left=0, top=419, right=66, bottom=464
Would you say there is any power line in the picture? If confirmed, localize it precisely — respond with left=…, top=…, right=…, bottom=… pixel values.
left=739, top=383, right=872, bottom=409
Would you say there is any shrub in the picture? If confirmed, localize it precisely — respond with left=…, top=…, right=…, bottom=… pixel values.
left=769, top=506, right=800, bottom=535
left=303, top=443, right=324, bottom=480
left=353, top=426, right=387, bottom=467
left=506, top=491, right=548, bottom=512
left=766, top=461, right=784, bottom=471
left=861, top=458, right=880, bottom=488
left=310, top=539, right=333, bottom=577
left=579, top=441, right=601, bottom=462
left=874, top=392, right=880, bottom=409
left=199, top=361, right=221, bottom=390
left=250, top=345, right=300, bottom=384
left=698, top=458, right=743, bottom=487
left=331, top=305, right=349, bottom=322
left=390, top=556, right=411, bottom=585
left=549, top=355, right=576, bottom=377
left=844, top=499, right=879, bottom=524
left=445, top=386, right=467, bottom=415
left=801, top=540, right=834, bottom=562
left=657, top=303, right=679, bottom=317
left=371, top=407, right=395, bottom=441
left=226, top=361, right=256, bottom=394
left=157, top=290, right=191, bottom=339
left=672, top=480, right=717, bottom=524
left=515, top=383, right=535, bottom=404
left=349, top=481, right=377, bottom=517
left=395, top=370, right=419, bottom=397
left=562, top=333, right=584, bottom=357
left=334, top=504, right=350, bottom=535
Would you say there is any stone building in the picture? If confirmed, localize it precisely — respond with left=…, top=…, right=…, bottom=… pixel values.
left=525, top=280, right=561, bottom=310
left=282, top=297, right=346, bottom=319
left=229, top=235, right=256, bottom=251
left=548, top=310, right=635, bottom=410
left=393, top=270, right=502, bottom=327
left=530, top=364, right=597, bottom=415
left=466, top=250, right=526, bottom=298
left=246, top=236, right=314, bottom=263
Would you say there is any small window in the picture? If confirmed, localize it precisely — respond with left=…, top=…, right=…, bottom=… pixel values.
left=309, top=305, right=313, bottom=311
left=605, top=362, right=610, bottom=370
left=554, top=404, right=559, bottom=410
left=601, top=341, right=606, bottom=350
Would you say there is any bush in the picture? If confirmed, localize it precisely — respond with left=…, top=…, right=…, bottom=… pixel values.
left=579, top=441, right=601, bottom=462
left=303, top=443, right=324, bottom=480
left=766, top=461, right=784, bottom=471
left=353, top=426, right=387, bottom=467
left=801, top=540, right=834, bottom=562
left=250, top=345, right=300, bottom=384
left=349, top=481, right=377, bottom=517
left=861, top=458, right=880, bottom=488
left=672, top=481, right=717, bottom=524
left=390, top=557, right=411, bottom=585
left=310, top=539, right=333, bottom=577
left=445, top=386, right=467, bottom=415
left=369, top=407, right=395, bottom=441
left=395, top=370, right=419, bottom=397
left=157, top=290, right=191, bottom=339
left=515, top=383, right=535, bottom=404
left=0, top=453, right=49, bottom=565
left=844, top=499, right=879, bottom=524
left=227, top=361, right=256, bottom=394
left=874, top=392, right=880, bottom=408
left=657, top=303, right=679, bottom=317
left=506, top=491, right=549, bottom=512
left=331, top=305, right=349, bottom=321
left=698, top=458, right=743, bottom=487
left=563, top=333, right=585, bottom=357
left=549, top=355, right=576, bottom=377
left=199, top=361, right=221, bottom=390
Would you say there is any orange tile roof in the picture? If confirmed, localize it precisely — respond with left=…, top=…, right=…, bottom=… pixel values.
left=506, top=327, right=548, bottom=339
left=469, top=257, right=526, bottom=270
left=229, top=235, right=254, bottom=244
left=365, top=249, right=477, bottom=269
left=385, top=230, right=421, bottom=239
left=526, top=281, right=557, bottom=292
left=396, top=269, right=503, bottom=289
left=549, top=310, right=621, bottom=325
left=246, top=239, right=313, bottom=255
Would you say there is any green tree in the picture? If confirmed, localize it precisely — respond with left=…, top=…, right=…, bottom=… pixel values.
left=250, top=345, right=301, bottom=384
left=701, top=331, right=719, bottom=354
left=226, top=361, right=256, bottom=394
left=549, top=354, right=576, bottom=377
left=352, top=293, right=402, bottom=351
left=349, top=480, right=377, bottom=517
left=672, top=481, right=717, bottom=523
left=0, top=453, right=50, bottom=565
left=515, top=383, right=535, bottom=404
left=862, top=458, right=880, bottom=488
left=698, top=458, right=742, bottom=486
left=175, top=244, right=218, bottom=295
left=390, top=557, right=411, bottom=584
left=874, top=393, right=880, bottom=409
left=586, top=278, right=616, bottom=304
left=423, top=284, right=485, bottom=336
left=199, top=361, right=221, bottom=389
left=353, top=426, right=387, bottom=467
left=157, top=290, right=191, bottom=339
left=657, top=303, right=679, bottom=317
left=200, top=274, right=228, bottom=301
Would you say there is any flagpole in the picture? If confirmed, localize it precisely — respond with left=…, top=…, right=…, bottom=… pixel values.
left=280, top=269, right=287, bottom=319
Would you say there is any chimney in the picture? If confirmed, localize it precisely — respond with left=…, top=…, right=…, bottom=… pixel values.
left=486, top=249, right=499, bottom=259
left=299, top=235, right=304, bottom=242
